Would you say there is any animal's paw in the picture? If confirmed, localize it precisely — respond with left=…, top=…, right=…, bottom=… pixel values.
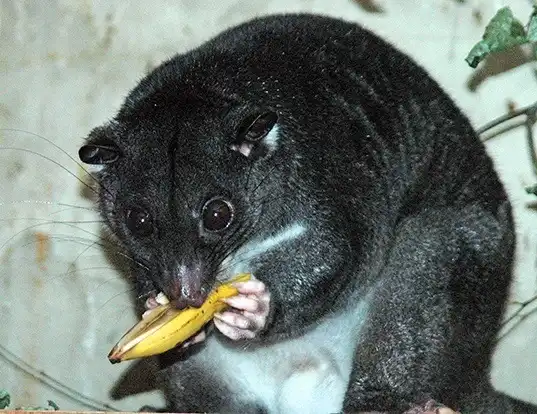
left=213, top=276, right=270, bottom=340
left=403, top=400, right=459, bottom=414
left=138, top=405, right=167, bottom=413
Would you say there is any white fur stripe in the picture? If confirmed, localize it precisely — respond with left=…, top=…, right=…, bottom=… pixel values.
left=221, top=222, right=307, bottom=276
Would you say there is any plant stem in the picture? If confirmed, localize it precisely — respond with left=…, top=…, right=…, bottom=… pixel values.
left=477, top=101, right=537, bottom=135
left=526, top=109, right=537, bottom=175
left=478, top=100, right=537, bottom=175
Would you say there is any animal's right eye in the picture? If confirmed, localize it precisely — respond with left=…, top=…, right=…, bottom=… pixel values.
left=201, top=197, right=234, bottom=232
left=125, top=207, right=154, bottom=237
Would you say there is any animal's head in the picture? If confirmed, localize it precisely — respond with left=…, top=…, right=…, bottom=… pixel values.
left=77, top=17, right=324, bottom=308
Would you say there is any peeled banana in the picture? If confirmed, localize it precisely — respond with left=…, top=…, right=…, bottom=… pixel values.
left=108, top=273, right=251, bottom=363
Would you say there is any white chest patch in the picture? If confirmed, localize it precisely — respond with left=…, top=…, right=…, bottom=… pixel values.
left=219, top=221, right=307, bottom=278
left=202, top=300, right=369, bottom=414
left=211, top=221, right=366, bottom=413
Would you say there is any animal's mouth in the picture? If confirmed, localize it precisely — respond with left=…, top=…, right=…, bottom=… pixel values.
left=143, top=287, right=208, bottom=311
left=142, top=263, right=237, bottom=313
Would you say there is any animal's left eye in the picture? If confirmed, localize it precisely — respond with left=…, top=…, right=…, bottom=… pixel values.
left=201, top=197, right=234, bottom=232
left=125, top=207, right=154, bottom=237
left=238, top=111, right=278, bottom=142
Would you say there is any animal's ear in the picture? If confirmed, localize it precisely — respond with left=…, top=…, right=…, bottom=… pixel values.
left=231, top=110, right=279, bottom=159
left=79, top=127, right=121, bottom=165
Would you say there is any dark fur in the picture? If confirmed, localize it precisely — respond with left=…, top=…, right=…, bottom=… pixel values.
left=80, top=14, right=536, bottom=413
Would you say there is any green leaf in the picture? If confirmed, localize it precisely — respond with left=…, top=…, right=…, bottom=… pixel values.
left=465, top=7, right=529, bottom=68
left=0, top=390, right=10, bottom=409
left=47, top=400, right=60, bottom=410
left=526, top=183, right=537, bottom=196
left=527, top=5, right=537, bottom=42
left=466, top=42, right=491, bottom=68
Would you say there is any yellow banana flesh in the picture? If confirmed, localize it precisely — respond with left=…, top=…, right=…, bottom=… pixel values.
left=108, top=273, right=251, bottom=363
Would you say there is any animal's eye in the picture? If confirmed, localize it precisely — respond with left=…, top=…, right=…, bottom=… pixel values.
left=125, top=207, right=154, bottom=237
left=202, top=197, right=234, bottom=232
left=239, top=111, right=278, bottom=142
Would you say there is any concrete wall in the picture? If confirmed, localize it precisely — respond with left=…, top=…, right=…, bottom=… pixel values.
left=1, top=0, right=536, bottom=410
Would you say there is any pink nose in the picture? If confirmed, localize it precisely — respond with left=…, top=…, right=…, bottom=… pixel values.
left=168, top=264, right=205, bottom=309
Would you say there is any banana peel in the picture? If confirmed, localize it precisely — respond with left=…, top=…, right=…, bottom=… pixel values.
left=108, top=273, right=251, bottom=363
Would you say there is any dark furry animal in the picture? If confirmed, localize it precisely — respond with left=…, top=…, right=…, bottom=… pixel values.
left=79, top=13, right=537, bottom=414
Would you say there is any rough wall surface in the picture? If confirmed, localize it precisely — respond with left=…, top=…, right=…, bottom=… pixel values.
left=1, top=0, right=537, bottom=410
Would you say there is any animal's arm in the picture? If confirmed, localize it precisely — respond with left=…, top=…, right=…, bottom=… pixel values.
left=252, top=228, right=351, bottom=341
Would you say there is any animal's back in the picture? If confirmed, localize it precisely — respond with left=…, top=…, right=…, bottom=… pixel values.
left=186, top=14, right=509, bottom=215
